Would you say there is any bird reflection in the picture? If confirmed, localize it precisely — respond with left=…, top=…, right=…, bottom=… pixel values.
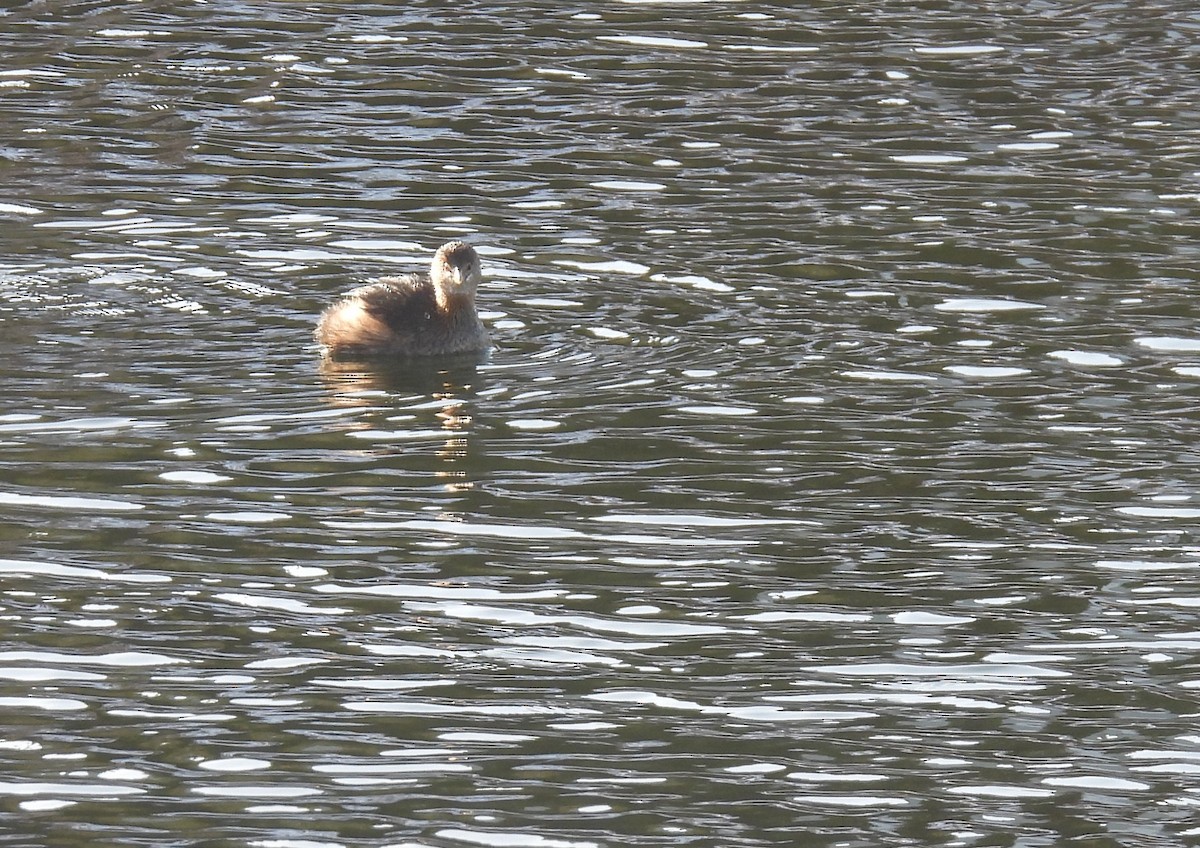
left=432, top=396, right=473, bottom=491
left=317, top=356, right=483, bottom=491
left=318, top=355, right=481, bottom=400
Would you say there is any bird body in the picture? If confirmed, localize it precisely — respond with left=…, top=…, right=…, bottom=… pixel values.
left=315, top=241, right=488, bottom=359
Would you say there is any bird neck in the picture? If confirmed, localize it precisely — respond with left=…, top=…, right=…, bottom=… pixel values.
left=435, top=288, right=473, bottom=316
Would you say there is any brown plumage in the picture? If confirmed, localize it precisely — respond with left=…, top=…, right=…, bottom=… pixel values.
left=315, top=241, right=489, bottom=359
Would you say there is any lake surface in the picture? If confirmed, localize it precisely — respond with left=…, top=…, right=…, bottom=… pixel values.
left=3, top=1, right=1200, bottom=845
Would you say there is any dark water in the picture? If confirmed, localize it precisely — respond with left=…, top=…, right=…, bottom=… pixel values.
left=4, top=1, right=1200, bottom=846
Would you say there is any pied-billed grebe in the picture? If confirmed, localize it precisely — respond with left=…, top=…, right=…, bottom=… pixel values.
left=315, top=240, right=489, bottom=359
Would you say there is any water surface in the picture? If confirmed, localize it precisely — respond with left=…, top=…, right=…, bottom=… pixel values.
left=3, top=2, right=1200, bottom=846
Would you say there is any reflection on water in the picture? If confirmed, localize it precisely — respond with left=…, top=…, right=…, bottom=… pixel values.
left=4, top=0, right=1200, bottom=845
left=320, top=358, right=482, bottom=495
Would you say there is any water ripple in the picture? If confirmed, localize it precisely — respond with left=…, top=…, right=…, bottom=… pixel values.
left=2, top=1, right=1199, bottom=844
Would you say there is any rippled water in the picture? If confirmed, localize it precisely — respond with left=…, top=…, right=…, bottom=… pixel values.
left=4, top=1, right=1200, bottom=846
